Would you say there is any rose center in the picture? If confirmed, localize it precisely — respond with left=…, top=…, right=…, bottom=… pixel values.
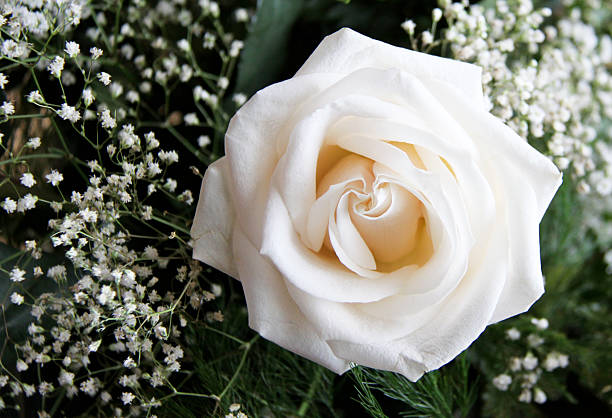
left=316, top=153, right=427, bottom=269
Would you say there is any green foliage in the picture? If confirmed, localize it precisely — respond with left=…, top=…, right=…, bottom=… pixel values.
left=159, top=298, right=337, bottom=417
left=235, top=0, right=305, bottom=97
left=352, top=354, right=478, bottom=417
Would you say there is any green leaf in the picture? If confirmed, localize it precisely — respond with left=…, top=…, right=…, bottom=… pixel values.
left=235, top=0, right=305, bottom=97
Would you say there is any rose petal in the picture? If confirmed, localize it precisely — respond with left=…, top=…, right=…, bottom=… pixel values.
left=225, top=73, right=340, bottom=247
left=191, top=157, right=238, bottom=278
left=233, top=227, right=349, bottom=373
left=295, top=28, right=485, bottom=107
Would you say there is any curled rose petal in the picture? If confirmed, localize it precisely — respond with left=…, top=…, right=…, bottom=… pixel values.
left=191, top=28, right=562, bottom=381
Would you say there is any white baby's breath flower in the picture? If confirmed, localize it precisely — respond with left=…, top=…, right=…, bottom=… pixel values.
left=158, top=150, right=179, bottom=164
left=20, top=173, right=36, bottom=188
left=530, top=318, right=549, bottom=330
left=177, top=39, right=190, bottom=52
left=184, top=113, right=199, bottom=125
left=90, top=47, right=103, bottom=59
left=97, top=72, right=111, bottom=85
left=47, top=56, right=65, bottom=78
left=235, top=8, right=249, bottom=22
left=82, top=88, right=94, bottom=106
left=0, top=72, right=7, bottom=89
left=198, top=135, right=211, bottom=148
left=492, top=374, right=512, bottom=391
left=229, top=40, right=244, bottom=58
left=17, top=194, right=38, bottom=212
left=203, top=32, right=216, bottom=49
left=121, top=392, right=135, bottom=405
left=64, top=41, right=80, bottom=58
left=232, top=93, right=247, bottom=107
left=217, top=77, right=229, bottom=89
left=1, top=197, right=17, bottom=213
left=45, top=170, right=63, bottom=186
left=57, top=103, right=81, bottom=123
left=1, top=101, right=15, bottom=116
left=99, top=108, right=116, bottom=129
left=27, top=137, right=42, bottom=149
left=506, top=328, right=521, bottom=341
left=16, top=359, right=28, bottom=372
left=522, top=353, right=539, bottom=371
left=27, top=90, right=44, bottom=103
left=10, top=267, right=26, bottom=282
left=519, top=389, right=532, bottom=403
left=10, top=292, right=24, bottom=305
left=401, top=19, right=416, bottom=35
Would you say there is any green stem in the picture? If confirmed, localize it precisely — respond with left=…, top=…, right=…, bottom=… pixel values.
left=297, top=367, right=324, bottom=417
left=0, top=153, right=65, bottom=166
left=218, top=335, right=259, bottom=400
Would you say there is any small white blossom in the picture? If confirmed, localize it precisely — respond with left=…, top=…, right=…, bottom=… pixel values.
left=518, top=389, right=532, bottom=403
left=235, top=8, right=249, bottom=22
left=184, top=113, right=199, bottom=125
left=522, top=352, right=539, bottom=371
left=1, top=197, right=17, bottom=213
left=506, top=328, right=521, bottom=341
left=82, top=88, right=94, bottom=106
left=45, top=170, right=64, bottom=186
left=26, top=137, right=42, bottom=149
left=217, top=77, right=229, bottom=89
left=99, top=109, right=116, bottom=129
left=0, top=72, right=7, bottom=89
left=64, top=41, right=80, bottom=58
left=47, top=57, right=65, bottom=78
left=57, top=103, right=81, bottom=123
left=533, top=387, right=547, bottom=404
left=0, top=101, right=15, bottom=115
left=90, top=47, right=103, bottom=59
left=492, top=374, right=512, bottom=391
left=121, top=392, right=135, bottom=405
left=229, top=40, right=244, bottom=58
left=401, top=19, right=416, bottom=35
left=10, top=268, right=26, bottom=283
left=10, top=292, right=24, bottom=305
left=158, top=150, right=179, bottom=164
left=27, top=91, right=44, bottom=103
left=232, top=93, right=247, bottom=107
left=531, top=318, right=549, bottom=330
left=17, top=194, right=38, bottom=212
left=198, top=135, right=211, bottom=148
left=20, top=173, right=36, bottom=188
left=16, top=359, right=28, bottom=372
left=97, top=72, right=111, bottom=85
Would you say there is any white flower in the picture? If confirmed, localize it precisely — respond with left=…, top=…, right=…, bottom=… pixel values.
left=97, top=72, right=111, bottom=85
left=217, top=77, right=229, bottom=89
left=47, top=57, right=65, bottom=78
left=233, top=93, right=247, bottom=107
left=177, top=39, right=190, bottom=52
left=523, top=353, right=539, bottom=371
left=90, top=47, right=103, bottom=59
left=10, top=292, right=24, bottom=305
left=0, top=72, right=7, bottom=89
left=27, top=90, right=44, bottom=103
left=20, top=173, right=36, bottom=188
left=10, top=268, right=26, bottom=282
left=158, top=150, right=179, bottom=164
left=1, top=197, right=17, bottom=213
left=492, top=374, right=512, bottom=391
left=64, top=41, right=80, bottom=58
left=198, top=135, right=211, bottom=148
left=401, top=20, right=416, bottom=35
left=519, top=389, right=532, bottom=403
left=533, top=387, right=547, bottom=404
left=191, top=29, right=562, bottom=381
left=16, top=359, right=28, bottom=371
left=184, top=113, right=199, bottom=125
left=229, top=40, right=244, bottom=58
left=82, top=88, right=94, bottom=106
left=506, top=328, right=521, bottom=340
left=17, top=194, right=38, bottom=212
left=57, top=103, right=81, bottom=123
left=27, top=137, right=41, bottom=149
left=530, top=317, right=549, bottom=330
left=99, top=109, right=116, bottom=129
left=0, top=101, right=14, bottom=115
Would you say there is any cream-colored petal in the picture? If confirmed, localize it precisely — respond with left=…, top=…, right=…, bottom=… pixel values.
left=191, top=157, right=238, bottom=279
left=295, top=28, right=484, bottom=106
left=233, top=227, right=349, bottom=373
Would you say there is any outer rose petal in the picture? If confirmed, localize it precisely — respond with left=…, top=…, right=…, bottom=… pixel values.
left=295, top=28, right=484, bottom=107
left=191, top=157, right=238, bottom=278
left=233, top=227, right=349, bottom=374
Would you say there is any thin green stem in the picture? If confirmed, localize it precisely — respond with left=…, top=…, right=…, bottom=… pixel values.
left=297, top=367, right=324, bottom=417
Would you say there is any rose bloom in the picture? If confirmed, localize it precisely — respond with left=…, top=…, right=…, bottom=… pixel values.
left=192, top=28, right=561, bottom=380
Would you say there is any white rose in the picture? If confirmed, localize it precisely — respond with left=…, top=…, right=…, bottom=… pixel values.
left=191, top=28, right=562, bottom=380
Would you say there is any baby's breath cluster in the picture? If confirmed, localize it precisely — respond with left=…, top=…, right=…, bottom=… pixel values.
left=1, top=0, right=251, bottom=415
left=490, top=318, right=569, bottom=405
